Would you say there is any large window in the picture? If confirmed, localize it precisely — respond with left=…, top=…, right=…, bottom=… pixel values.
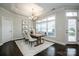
left=66, top=12, right=77, bottom=17
left=36, top=16, right=56, bottom=37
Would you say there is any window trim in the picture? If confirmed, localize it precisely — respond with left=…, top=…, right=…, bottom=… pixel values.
left=66, top=11, right=77, bottom=42
left=36, top=16, right=56, bottom=37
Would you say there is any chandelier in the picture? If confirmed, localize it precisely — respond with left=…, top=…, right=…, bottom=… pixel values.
left=28, top=8, right=38, bottom=20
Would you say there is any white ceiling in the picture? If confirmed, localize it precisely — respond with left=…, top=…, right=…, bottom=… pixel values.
left=0, top=3, right=79, bottom=17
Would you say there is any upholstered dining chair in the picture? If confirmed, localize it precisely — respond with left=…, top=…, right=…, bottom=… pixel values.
left=23, top=31, right=29, bottom=44
left=26, top=32, right=37, bottom=47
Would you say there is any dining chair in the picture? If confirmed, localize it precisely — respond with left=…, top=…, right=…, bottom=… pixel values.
left=26, top=32, right=37, bottom=47
left=23, top=31, right=29, bottom=44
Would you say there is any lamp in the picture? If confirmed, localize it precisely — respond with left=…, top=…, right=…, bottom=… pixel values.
left=28, top=8, right=38, bottom=20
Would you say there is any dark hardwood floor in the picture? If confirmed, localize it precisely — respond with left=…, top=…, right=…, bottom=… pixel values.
left=0, top=40, right=79, bottom=56
left=35, top=43, right=79, bottom=56
left=0, top=41, right=23, bottom=56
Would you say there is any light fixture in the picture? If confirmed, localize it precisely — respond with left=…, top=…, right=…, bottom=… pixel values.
left=28, top=8, right=38, bottom=20
left=24, top=4, right=43, bottom=20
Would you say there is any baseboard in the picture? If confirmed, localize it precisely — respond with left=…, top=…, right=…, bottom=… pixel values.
left=51, top=40, right=66, bottom=46
left=43, top=37, right=66, bottom=46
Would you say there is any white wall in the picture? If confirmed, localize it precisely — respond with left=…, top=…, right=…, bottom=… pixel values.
left=55, top=8, right=66, bottom=45
left=13, top=15, right=23, bottom=40
left=48, top=8, right=66, bottom=45
left=0, top=15, right=2, bottom=45
left=77, top=10, right=79, bottom=44
left=0, top=7, right=33, bottom=46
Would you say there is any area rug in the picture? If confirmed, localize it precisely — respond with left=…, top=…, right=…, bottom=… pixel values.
left=15, top=40, right=54, bottom=56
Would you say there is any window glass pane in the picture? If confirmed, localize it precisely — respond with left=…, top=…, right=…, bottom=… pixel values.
left=48, top=16, right=55, bottom=21
left=47, top=21, right=55, bottom=36
left=68, top=19, right=76, bottom=41
left=41, top=22, right=47, bottom=32
left=41, top=19, right=47, bottom=22
left=36, top=23, right=41, bottom=32
left=66, top=12, right=77, bottom=17
left=36, top=19, right=47, bottom=23
left=36, top=20, right=42, bottom=23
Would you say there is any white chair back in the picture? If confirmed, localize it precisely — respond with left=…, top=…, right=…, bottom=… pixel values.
left=27, top=32, right=37, bottom=41
left=26, top=32, right=32, bottom=39
left=23, top=31, right=28, bottom=39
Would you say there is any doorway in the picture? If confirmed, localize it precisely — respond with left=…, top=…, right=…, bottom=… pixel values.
left=67, top=19, right=77, bottom=42
left=2, top=16, right=13, bottom=44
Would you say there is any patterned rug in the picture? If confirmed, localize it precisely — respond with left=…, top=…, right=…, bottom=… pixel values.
left=15, top=40, right=54, bottom=56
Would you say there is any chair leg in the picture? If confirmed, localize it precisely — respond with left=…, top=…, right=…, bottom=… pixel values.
left=29, top=41, right=33, bottom=47
left=29, top=41, right=31, bottom=46
left=25, top=40, right=29, bottom=44
left=29, top=41, right=37, bottom=47
left=34, top=41, right=37, bottom=47
left=43, top=39, right=44, bottom=43
left=31, top=42, right=32, bottom=47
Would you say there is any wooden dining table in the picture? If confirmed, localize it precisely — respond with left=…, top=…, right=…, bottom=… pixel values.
left=30, top=33, right=45, bottom=46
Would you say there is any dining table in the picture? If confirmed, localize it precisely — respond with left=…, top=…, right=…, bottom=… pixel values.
left=30, top=33, right=45, bottom=46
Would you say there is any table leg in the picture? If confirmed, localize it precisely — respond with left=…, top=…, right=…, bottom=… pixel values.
left=35, top=37, right=41, bottom=46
